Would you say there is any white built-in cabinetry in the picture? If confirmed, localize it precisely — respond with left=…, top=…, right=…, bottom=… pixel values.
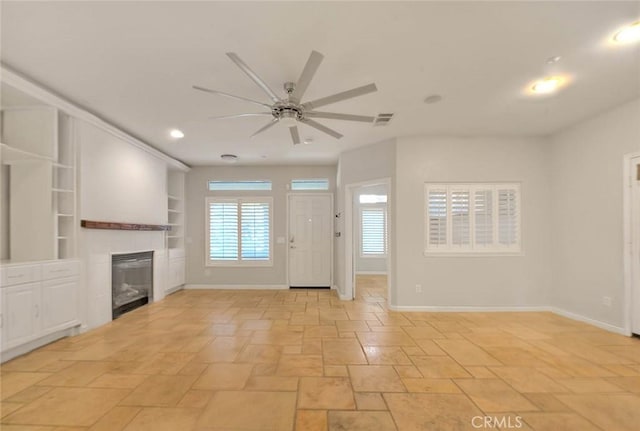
left=1, top=85, right=80, bottom=361
left=1, top=104, right=77, bottom=262
left=1, top=260, right=80, bottom=360
left=167, top=170, right=186, bottom=291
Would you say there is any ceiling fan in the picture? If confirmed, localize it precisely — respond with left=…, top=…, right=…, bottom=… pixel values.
left=193, top=51, right=378, bottom=145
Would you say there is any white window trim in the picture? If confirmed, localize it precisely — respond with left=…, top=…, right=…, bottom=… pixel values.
left=359, top=204, right=388, bottom=258
left=205, top=196, right=274, bottom=267
left=424, top=183, right=522, bottom=256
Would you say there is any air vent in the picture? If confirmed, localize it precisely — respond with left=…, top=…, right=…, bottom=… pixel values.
left=374, top=113, right=394, bottom=127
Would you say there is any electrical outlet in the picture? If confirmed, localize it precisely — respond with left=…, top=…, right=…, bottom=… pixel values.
left=602, top=296, right=612, bottom=307
left=415, top=284, right=422, bottom=293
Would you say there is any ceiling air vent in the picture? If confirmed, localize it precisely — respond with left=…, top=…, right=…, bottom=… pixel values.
left=373, top=113, right=394, bottom=127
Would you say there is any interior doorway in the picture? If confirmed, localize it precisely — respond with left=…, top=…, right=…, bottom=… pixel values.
left=287, top=194, right=332, bottom=288
left=344, top=178, right=391, bottom=301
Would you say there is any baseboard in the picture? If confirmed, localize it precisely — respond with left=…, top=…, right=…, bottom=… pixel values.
left=165, top=284, right=184, bottom=295
left=355, top=271, right=387, bottom=275
left=1, top=326, right=79, bottom=363
left=184, top=284, right=288, bottom=290
left=387, top=304, right=550, bottom=312
left=550, top=307, right=630, bottom=336
left=337, top=291, right=352, bottom=300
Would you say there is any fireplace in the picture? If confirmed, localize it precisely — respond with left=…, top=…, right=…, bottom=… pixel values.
left=111, top=251, right=153, bottom=319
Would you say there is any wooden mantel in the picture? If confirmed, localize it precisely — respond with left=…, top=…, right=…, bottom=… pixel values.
left=80, top=219, right=171, bottom=231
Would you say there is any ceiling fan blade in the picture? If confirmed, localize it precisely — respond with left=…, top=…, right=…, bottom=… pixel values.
left=300, top=118, right=343, bottom=139
left=302, top=83, right=377, bottom=110
left=305, top=111, right=374, bottom=123
left=292, top=50, right=324, bottom=102
left=208, top=113, right=272, bottom=120
left=289, top=126, right=301, bottom=145
left=226, top=52, right=280, bottom=103
left=250, top=118, right=278, bottom=137
left=193, top=85, right=272, bottom=109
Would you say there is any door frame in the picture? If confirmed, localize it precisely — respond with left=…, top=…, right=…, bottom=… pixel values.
left=285, top=192, right=334, bottom=288
left=624, top=152, right=640, bottom=335
left=344, top=178, right=392, bottom=301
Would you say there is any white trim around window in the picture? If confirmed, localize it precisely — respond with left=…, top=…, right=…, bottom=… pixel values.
left=205, top=196, right=273, bottom=266
left=424, top=183, right=522, bottom=255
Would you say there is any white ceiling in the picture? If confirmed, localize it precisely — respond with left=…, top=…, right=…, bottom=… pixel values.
left=1, top=1, right=639, bottom=166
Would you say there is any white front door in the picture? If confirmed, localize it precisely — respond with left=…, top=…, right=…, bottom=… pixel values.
left=288, top=194, right=332, bottom=287
left=631, top=156, right=640, bottom=335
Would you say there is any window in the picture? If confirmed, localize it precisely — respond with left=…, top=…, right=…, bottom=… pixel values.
left=425, top=183, right=521, bottom=254
left=206, top=197, right=272, bottom=265
left=361, top=205, right=387, bottom=257
left=208, top=180, right=272, bottom=191
left=291, top=179, right=329, bottom=191
left=359, top=194, right=387, bottom=204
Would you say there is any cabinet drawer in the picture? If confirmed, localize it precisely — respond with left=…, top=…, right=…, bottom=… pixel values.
left=41, top=261, right=80, bottom=280
left=1, top=264, right=41, bottom=287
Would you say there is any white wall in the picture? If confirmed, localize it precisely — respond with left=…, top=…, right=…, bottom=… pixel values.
left=77, top=118, right=170, bottom=329
left=335, top=139, right=396, bottom=298
left=78, top=119, right=167, bottom=224
left=550, top=98, right=640, bottom=330
left=354, top=183, right=388, bottom=273
left=185, top=165, right=336, bottom=286
left=394, top=136, right=551, bottom=308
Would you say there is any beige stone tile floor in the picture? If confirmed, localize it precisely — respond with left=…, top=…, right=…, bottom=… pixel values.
left=1, top=275, right=640, bottom=430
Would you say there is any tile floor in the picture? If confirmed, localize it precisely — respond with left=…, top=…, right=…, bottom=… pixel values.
left=1, top=275, right=640, bottom=430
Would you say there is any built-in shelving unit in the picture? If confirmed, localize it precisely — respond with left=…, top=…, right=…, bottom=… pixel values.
left=0, top=85, right=77, bottom=262
left=166, top=170, right=186, bottom=291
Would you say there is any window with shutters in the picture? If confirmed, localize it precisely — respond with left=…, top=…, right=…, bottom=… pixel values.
left=206, top=197, right=272, bottom=266
left=360, top=205, right=387, bottom=257
left=424, top=183, right=521, bottom=254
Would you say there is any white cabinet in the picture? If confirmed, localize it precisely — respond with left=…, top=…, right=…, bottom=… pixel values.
left=41, top=277, right=78, bottom=333
left=0, top=260, right=80, bottom=358
left=1, top=283, right=39, bottom=350
left=168, top=257, right=186, bottom=289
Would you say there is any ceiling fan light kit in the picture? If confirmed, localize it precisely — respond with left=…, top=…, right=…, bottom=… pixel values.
left=194, top=50, right=378, bottom=145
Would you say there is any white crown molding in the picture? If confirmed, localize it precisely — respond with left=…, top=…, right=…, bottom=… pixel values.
left=1, top=65, right=190, bottom=172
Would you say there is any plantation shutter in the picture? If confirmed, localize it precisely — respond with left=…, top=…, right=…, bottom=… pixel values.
left=474, top=189, right=493, bottom=246
left=209, top=202, right=239, bottom=260
left=361, top=207, right=387, bottom=255
left=425, top=183, right=520, bottom=253
left=240, top=202, right=270, bottom=260
left=498, top=188, right=519, bottom=246
left=427, top=188, right=447, bottom=247
left=451, top=189, right=470, bottom=247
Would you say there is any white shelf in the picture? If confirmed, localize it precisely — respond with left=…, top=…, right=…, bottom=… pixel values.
left=168, top=209, right=182, bottom=214
left=53, top=163, right=73, bottom=169
left=56, top=213, right=74, bottom=217
left=57, top=236, right=68, bottom=240
left=168, top=195, right=181, bottom=201
left=52, top=188, right=74, bottom=193
left=167, top=235, right=183, bottom=239
left=1, top=143, right=54, bottom=164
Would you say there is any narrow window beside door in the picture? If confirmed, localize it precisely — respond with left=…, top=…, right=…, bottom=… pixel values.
left=360, top=206, right=387, bottom=257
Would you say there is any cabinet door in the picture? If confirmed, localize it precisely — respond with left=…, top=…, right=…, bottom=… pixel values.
left=41, top=277, right=78, bottom=334
left=168, top=257, right=185, bottom=289
left=1, top=283, right=40, bottom=349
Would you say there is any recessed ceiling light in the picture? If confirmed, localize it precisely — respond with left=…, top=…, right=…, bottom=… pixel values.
left=303, top=138, right=313, bottom=145
left=424, top=94, right=443, bottom=104
left=529, top=76, right=567, bottom=95
left=546, top=56, right=561, bottom=64
left=612, top=21, right=640, bottom=44
left=169, top=129, right=184, bottom=139
left=220, top=154, right=237, bottom=163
